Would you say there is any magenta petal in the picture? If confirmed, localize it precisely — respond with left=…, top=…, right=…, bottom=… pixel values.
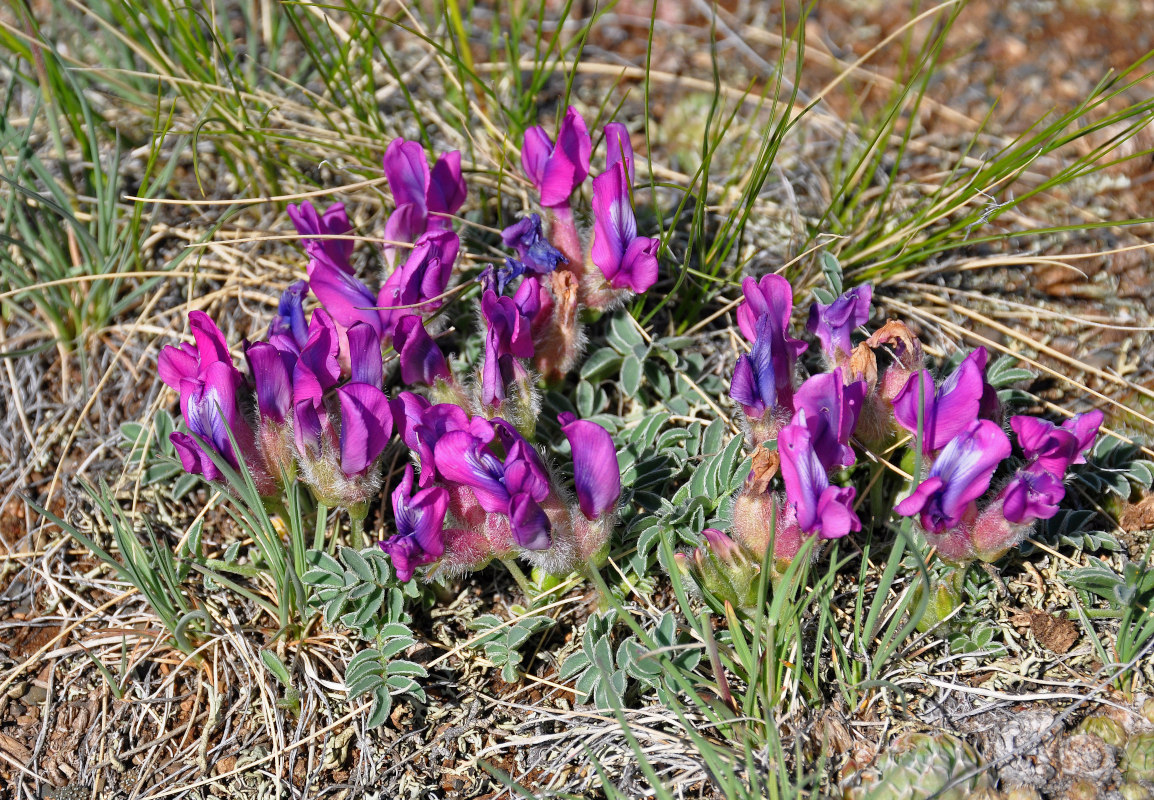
left=292, top=398, right=326, bottom=458
left=294, top=309, right=342, bottom=406
left=171, top=431, right=224, bottom=482
left=384, top=138, right=431, bottom=211
left=427, top=150, right=467, bottom=218
left=806, top=285, right=873, bottom=358
left=158, top=343, right=200, bottom=391
left=935, top=420, right=1010, bottom=513
left=521, top=126, right=553, bottom=186
left=345, top=322, right=383, bottom=387
left=894, top=475, right=944, bottom=518
left=1002, top=470, right=1065, bottom=524
left=616, top=236, right=660, bottom=293
left=778, top=424, right=828, bottom=533
left=538, top=106, right=592, bottom=208
left=307, top=258, right=381, bottom=334
left=508, top=493, right=553, bottom=550
left=603, top=122, right=635, bottom=184
left=389, top=391, right=430, bottom=451
left=188, top=311, right=232, bottom=367
left=384, top=202, right=427, bottom=245
left=1063, top=410, right=1104, bottom=464
left=591, top=162, right=635, bottom=280
left=245, top=342, right=293, bottom=424
left=434, top=430, right=509, bottom=512
left=814, top=485, right=860, bottom=539
left=560, top=416, right=621, bottom=520
left=393, top=315, right=449, bottom=386
left=336, top=382, right=392, bottom=476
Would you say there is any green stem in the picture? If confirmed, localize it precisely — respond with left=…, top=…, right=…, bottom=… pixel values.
left=501, top=558, right=536, bottom=602
left=313, top=502, right=328, bottom=552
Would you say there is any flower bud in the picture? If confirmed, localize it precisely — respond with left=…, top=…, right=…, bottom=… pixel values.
left=676, top=529, right=759, bottom=611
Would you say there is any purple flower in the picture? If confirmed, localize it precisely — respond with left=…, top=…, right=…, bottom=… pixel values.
left=603, top=122, right=635, bottom=183
left=334, top=382, right=393, bottom=476
left=793, top=372, right=867, bottom=471
left=393, top=314, right=450, bottom=386
left=735, top=275, right=808, bottom=390
left=480, top=286, right=536, bottom=407
left=778, top=423, right=861, bottom=540
left=522, top=106, right=592, bottom=209
left=390, top=391, right=431, bottom=451
left=245, top=342, right=294, bottom=425
left=559, top=412, right=621, bottom=521
left=383, top=138, right=466, bottom=265
left=480, top=258, right=527, bottom=296
left=380, top=465, right=449, bottom=581
left=892, top=348, right=989, bottom=453
left=291, top=313, right=392, bottom=480
left=590, top=161, right=660, bottom=293
left=729, top=314, right=780, bottom=419
left=895, top=419, right=1011, bottom=534
left=500, top=215, right=567, bottom=275
left=287, top=201, right=353, bottom=273
left=293, top=310, right=342, bottom=407
left=433, top=417, right=552, bottom=549
left=1011, top=410, right=1103, bottom=477
left=158, top=310, right=232, bottom=390
left=408, top=401, right=471, bottom=487
left=308, top=229, right=459, bottom=341
left=377, top=230, right=460, bottom=335
left=1001, top=469, right=1066, bottom=524
left=807, top=285, right=873, bottom=360
left=267, top=281, right=310, bottom=355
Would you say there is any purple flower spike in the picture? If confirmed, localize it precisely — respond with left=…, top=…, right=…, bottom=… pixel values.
left=590, top=162, right=660, bottom=293
left=393, top=315, right=450, bottom=386
left=895, top=419, right=1010, bottom=534
left=381, top=465, right=449, bottom=581
left=159, top=310, right=232, bottom=390
left=603, top=122, right=635, bottom=184
left=245, top=342, right=294, bottom=425
left=335, top=382, right=393, bottom=477
left=521, top=106, right=592, bottom=208
left=267, top=281, right=310, bottom=355
left=287, top=201, right=353, bottom=273
left=892, top=350, right=987, bottom=453
left=729, top=315, right=778, bottom=419
left=559, top=412, right=622, bottom=521
left=1001, top=469, right=1066, bottom=524
left=1011, top=409, right=1103, bottom=477
left=807, top=285, right=873, bottom=359
left=500, top=215, right=567, bottom=274
left=793, top=372, right=867, bottom=470
left=778, top=423, right=861, bottom=539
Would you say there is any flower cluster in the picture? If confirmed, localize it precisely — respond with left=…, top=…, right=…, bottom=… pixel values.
left=678, top=275, right=1104, bottom=611
left=158, top=118, right=657, bottom=584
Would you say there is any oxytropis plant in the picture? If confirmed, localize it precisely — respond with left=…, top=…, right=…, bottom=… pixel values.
left=677, top=275, right=1104, bottom=617
left=157, top=107, right=661, bottom=595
